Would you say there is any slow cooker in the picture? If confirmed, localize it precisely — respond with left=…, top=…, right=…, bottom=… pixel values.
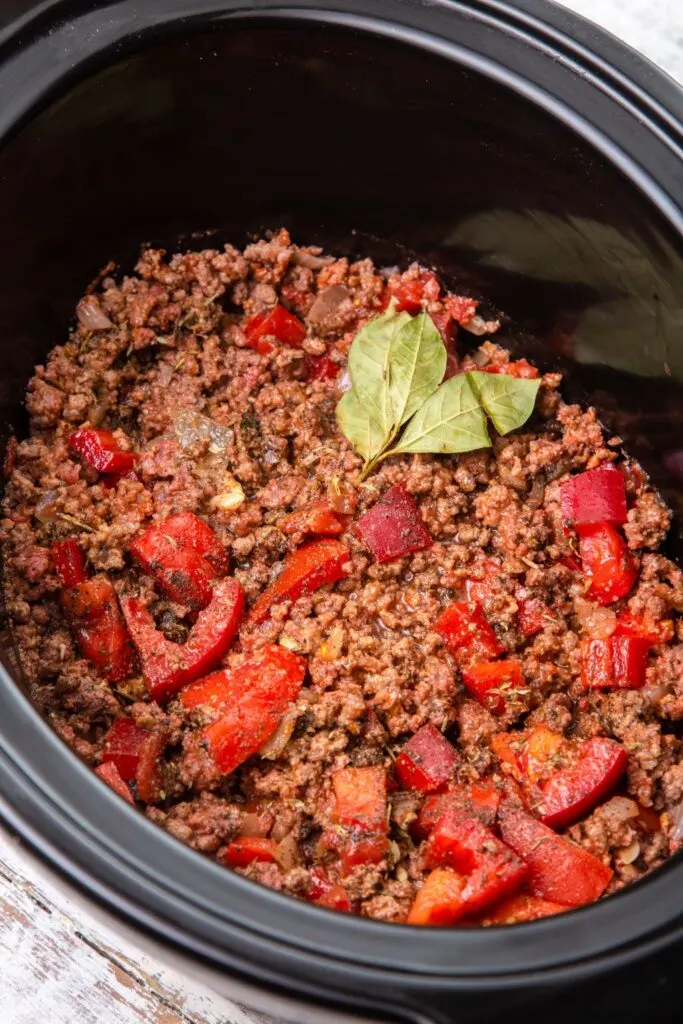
left=2, top=1, right=683, bottom=1021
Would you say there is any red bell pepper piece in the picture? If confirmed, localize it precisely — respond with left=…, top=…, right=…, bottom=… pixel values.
left=307, top=869, right=352, bottom=913
left=101, top=717, right=149, bottom=781
left=479, top=893, right=568, bottom=925
left=614, top=610, right=674, bottom=645
left=581, top=636, right=649, bottom=690
left=134, top=730, right=166, bottom=803
left=461, top=660, right=526, bottom=716
left=561, top=466, right=627, bottom=527
left=516, top=594, right=549, bottom=637
left=537, top=737, right=628, bottom=828
left=222, top=836, right=279, bottom=868
left=129, top=512, right=229, bottom=612
left=180, top=669, right=235, bottom=710
left=414, top=782, right=501, bottom=839
left=407, top=868, right=467, bottom=925
left=204, top=645, right=307, bottom=775
left=244, top=305, right=306, bottom=355
left=434, top=601, right=503, bottom=662
left=498, top=804, right=612, bottom=906
left=395, top=723, right=459, bottom=793
left=384, top=271, right=441, bottom=313
left=68, top=428, right=138, bottom=475
left=482, top=359, right=539, bottom=379
left=61, top=577, right=137, bottom=683
left=306, top=354, right=339, bottom=382
left=95, top=761, right=135, bottom=805
left=330, top=766, right=389, bottom=872
left=355, top=485, right=432, bottom=564
left=121, top=578, right=244, bottom=700
left=248, top=538, right=350, bottom=625
left=51, top=539, right=88, bottom=588
left=279, top=500, right=343, bottom=538
left=578, top=523, right=637, bottom=605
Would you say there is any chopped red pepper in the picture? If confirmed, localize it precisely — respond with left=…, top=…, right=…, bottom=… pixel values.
left=407, top=867, right=467, bottom=925
left=498, top=803, right=612, bottom=907
left=384, top=271, right=441, bottom=313
left=222, top=836, right=278, bottom=868
left=129, top=512, right=229, bottom=612
left=306, top=354, right=339, bottom=382
left=121, top=577, right=244, bottom=700
left=413, top=781, right=501, bottom=839
left=434, top=601, right=503, bottom=662
left=517, top=725, right=564, bottom=783
left=482, top=359, right=539, bottom=379
left=51, top=539, right=88, bottom=588
left=329, top=766, right=389, bottom=873
left=180, top=669, right=235, bottom=710
left=516, top=594, right=550, bottom=637
left=578, top=522, right=637, bottom=605
left=479, top=893, right=568, bottom=925
left=68, top=428, right=138, bottom=475
left=279, top=500, right=344, bottom=539
left=355, top=485, right=432, bottom=564
left=561, top=466, right=627, bottom=527
left=101, top=717, right=149, bottom=781
left=614, top=610, right=674, bottom=645
left=537, top=737, right=628, bottom=829
left=461, top=660, right=526, bottom=716
left=61, top=577, right=137, bottom=683
left=134, top=730, right=166, bottom=804
left=204, top=645, right=307, bottom=775
left=307, top=869, right=352, bottom=912
left=95, top=761, right=135, bottom=805
left=244, top=305, right=306, bottom=355
left=395, top=724, right=459, bottom=793
left=581, top=636, right=649, bottom=690
left=248, top=538, right=350, bottom=625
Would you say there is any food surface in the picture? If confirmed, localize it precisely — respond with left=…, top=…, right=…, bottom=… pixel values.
left=3, top=229, right=683, bottom=926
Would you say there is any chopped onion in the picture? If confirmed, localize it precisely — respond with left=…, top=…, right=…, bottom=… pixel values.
left=210, top=475, right=245, bottom=512
left=670, top=800, right=683, bottom=842
left=292, top=249, right=333, bottom=270
left=339, top=369, right=352, bottom=393
left=34, top=489, right=59, bottom=524
left=574, top=597, right=617, bottom=639
left=173, top=409, right=233, bottom=452
left=327, top=476, right=355, bottom=514
left=274, top=832, right=302, bottom=871
left=461, top=314, right=500, bottom=336
left=307, top=285, right=351, bottom=325
left=77, top=296, right=113, bottom=331
left=241, top=811, right=271, bottom=837
left=258, top=706, right=298, bottom=760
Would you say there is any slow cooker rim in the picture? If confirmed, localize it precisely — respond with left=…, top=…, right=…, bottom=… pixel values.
left=2, top=0, right=683, bottom=1015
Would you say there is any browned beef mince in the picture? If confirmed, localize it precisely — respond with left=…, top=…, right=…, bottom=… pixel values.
left=2, top=228, right=683, bottom=924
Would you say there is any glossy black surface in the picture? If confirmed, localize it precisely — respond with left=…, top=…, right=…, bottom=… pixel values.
left=1, top=2, right=683, bottom=1022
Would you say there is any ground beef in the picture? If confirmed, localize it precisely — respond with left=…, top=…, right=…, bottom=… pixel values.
left=3, top=228, right=682, bottom=926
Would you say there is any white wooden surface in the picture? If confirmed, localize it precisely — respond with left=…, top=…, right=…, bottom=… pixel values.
left=2, top=3, right=682, bottom=1021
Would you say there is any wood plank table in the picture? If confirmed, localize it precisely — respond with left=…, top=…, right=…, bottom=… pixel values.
left=1, top=3, right=681, bottom=1020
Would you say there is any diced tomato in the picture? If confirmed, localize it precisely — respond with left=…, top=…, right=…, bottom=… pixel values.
left=445, top=294, right=479, bottom=326
left=307, top=869, right=352, bottom=912
left=479, top=893, right=568, bottom=925
left=462, top=660, right=525, bottom=716
left=180, top=669, right=235, bottom=710
left=384, top=271, right=441, bottom=313
left=95, top=761, right=135, bottom=805
left=581, top=636, right=649, bottom=690
left=204, top=645, right=307, bottom=775
left=51, top=539, right=88, bottom=587
left=407, top=868, right=467, bottom=925
left=68, top=428, right=138, bottom=475
left=61, top=577, right=137, bottom=683
left=121, top=577, right=245, bottom=700
left=413, top=782, right=501, bottom=839
left=482, top=359, right=539, bottom=379
left=129, top=512, right=229, bottom=612
left=395, top=724, right=459, bottom=793
left=518, top=725, right=564, bottom=784
left=244, top=305, right=306, bottom=355
left=516, top=594, right=549, bottom=637
left=222, top=836, right=278, bottom=868
left=306, top=354, right=339, bottom=382
left=134, top=730, right=166, bottom=804
left=561, top=466, right=627, bottom=527
left=280, top=500, right=343, bottom=539
left=614, top=610, right=674, bottom=645
left=537, top=737, right=628, bottom=829
left=355, top=485, right=432, bottom=564
left=435, top=601, right=503, bottom=662
left=248, top=538, right=350, bottom=625
left=578, top=523, right=637, bottom=605
left=498, top=804, right=612, bottom=906
left=101, top=717, right=149, bottom=781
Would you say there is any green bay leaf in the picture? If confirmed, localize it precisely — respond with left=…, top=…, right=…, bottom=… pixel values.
left=388, top=311, right=447, bottom=427
left=335, top=387, right=386, bottom=463
left=391, top=374, right=491, bottom=455
left=467, top=371, right=541, bottom=436
left=347, top=306, right=411, bottom=439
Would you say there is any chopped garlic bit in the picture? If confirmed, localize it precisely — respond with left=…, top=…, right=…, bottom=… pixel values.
left=279, top=635, right=303, bottom=652
left=319, top=625, right=345, bottom=662
left=210, top=475, right=245, bottom=512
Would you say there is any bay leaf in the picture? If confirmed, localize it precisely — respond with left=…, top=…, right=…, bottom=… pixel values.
left=388, top=310, right=446, bottom=427
left=467, top=371, right=541, bottom=436
left=391, top=374, right=491, bottom=455
left=347, top=306, right=411, bottom=439
left=335, top=387, right=387, bottom=463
